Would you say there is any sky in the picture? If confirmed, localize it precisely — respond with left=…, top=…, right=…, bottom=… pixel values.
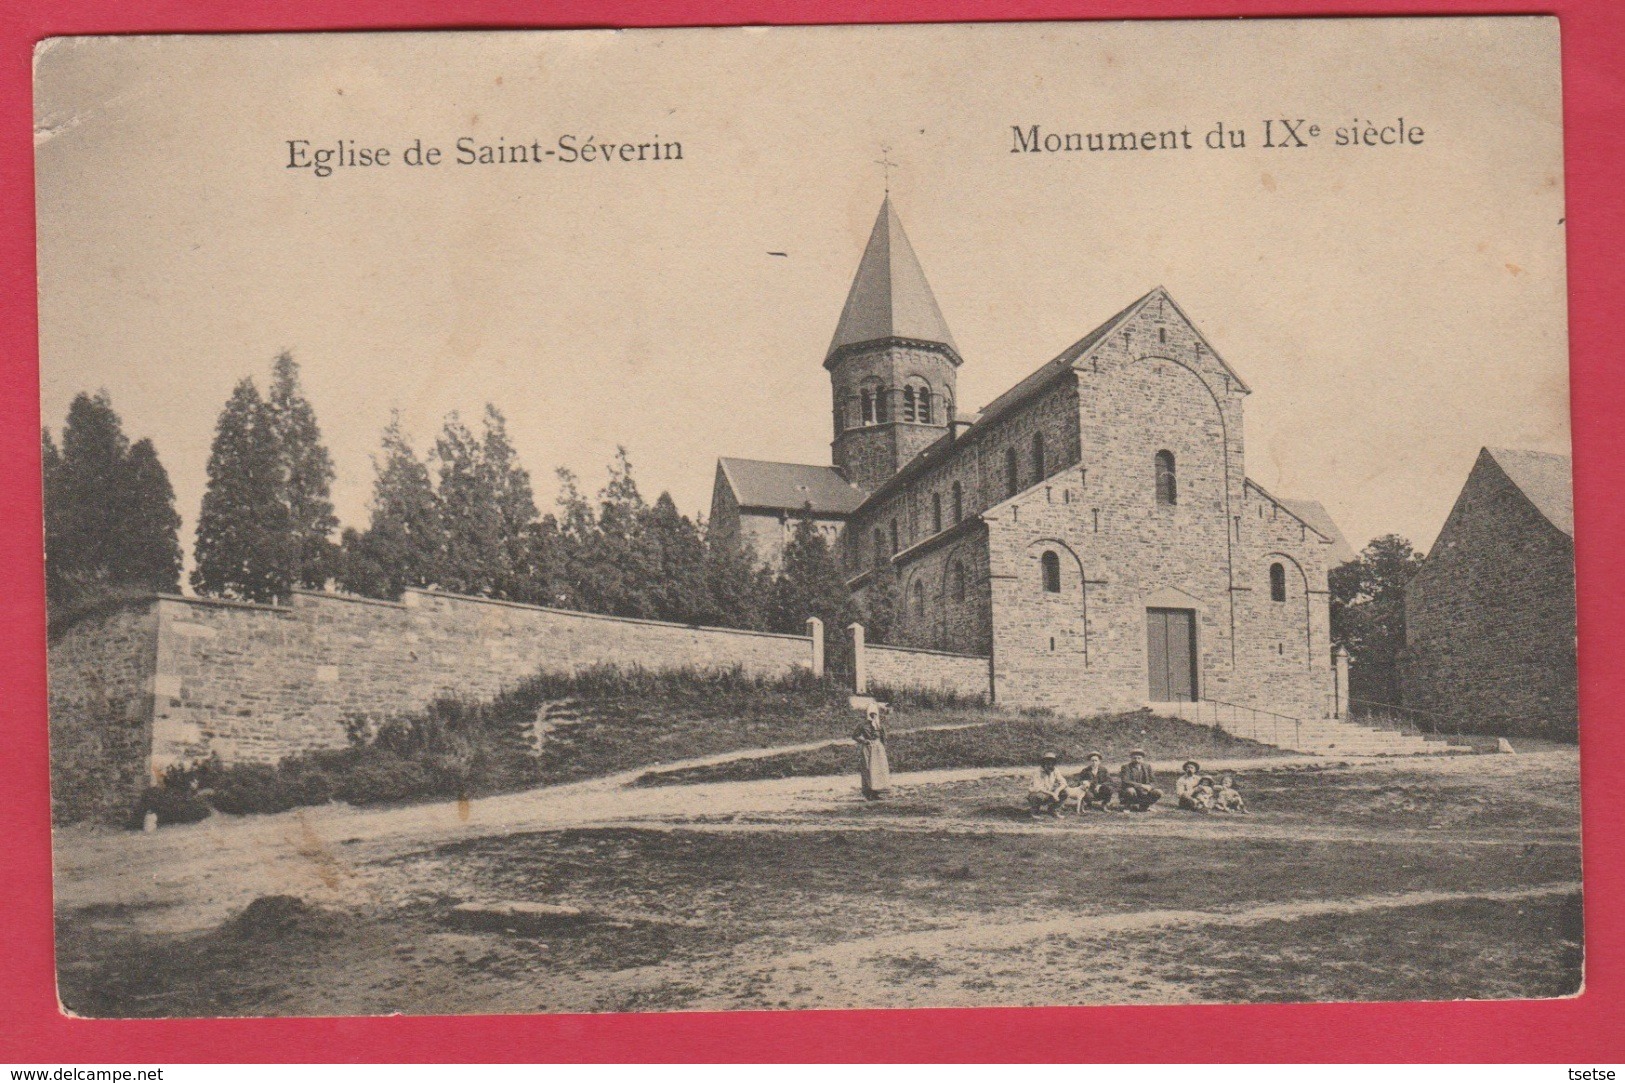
left=34, top=18, right=1569, bottom=566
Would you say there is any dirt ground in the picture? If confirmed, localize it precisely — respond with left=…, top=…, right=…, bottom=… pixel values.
left=53, top=748, right=1582, bottom=1016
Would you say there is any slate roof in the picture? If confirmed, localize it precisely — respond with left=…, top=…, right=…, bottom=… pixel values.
left=1484, top=447, right=1574, bottom=537
left=717, top=457, right=866, bottom=516
left=1277, top=498, right=1359, bottom=565
left=827, top=197, right=959, bottom=361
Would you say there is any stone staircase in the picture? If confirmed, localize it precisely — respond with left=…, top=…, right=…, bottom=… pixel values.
left=1151, top=699, right=1453, bottom=757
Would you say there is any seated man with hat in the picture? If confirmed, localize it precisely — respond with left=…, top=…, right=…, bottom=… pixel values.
left=1028, top=752, right=1072, bottom=818
left=1068, top=750, right=1116, bottom=811
left=1118, top=748, right=1163, bottom=812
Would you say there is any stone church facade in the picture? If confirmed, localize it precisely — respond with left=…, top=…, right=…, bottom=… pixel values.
left=710, top=198, right=1352, bottom=718
left=1403, top=447, right=1577, bottom=740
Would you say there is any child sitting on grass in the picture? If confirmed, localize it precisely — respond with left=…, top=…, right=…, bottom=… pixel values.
left=1212, top=772, right=1247, bottom=813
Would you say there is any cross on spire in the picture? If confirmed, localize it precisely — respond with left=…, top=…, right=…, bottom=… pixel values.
left=875, top=145, right=898, bottom=193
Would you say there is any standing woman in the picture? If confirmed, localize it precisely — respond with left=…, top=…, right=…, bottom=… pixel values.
left=853, top=703, right=892, bottom=800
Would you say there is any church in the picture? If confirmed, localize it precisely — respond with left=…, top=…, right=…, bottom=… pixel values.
left=710, top=198, right=1355, bottom=719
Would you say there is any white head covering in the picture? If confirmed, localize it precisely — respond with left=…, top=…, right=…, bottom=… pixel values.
left=865, top=703, right=881, bottom=722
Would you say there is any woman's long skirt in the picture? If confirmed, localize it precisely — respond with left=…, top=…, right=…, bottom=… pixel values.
left=859, top=740, right=891, bottom=798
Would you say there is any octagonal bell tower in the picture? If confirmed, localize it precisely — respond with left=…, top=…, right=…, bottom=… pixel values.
left=827, top=197, right=962, bottom=495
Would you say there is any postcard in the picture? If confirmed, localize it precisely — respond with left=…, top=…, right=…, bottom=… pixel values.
left=36, top=18, right=1577, bottom=1016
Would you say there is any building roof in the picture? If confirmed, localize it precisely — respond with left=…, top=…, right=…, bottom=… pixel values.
left=717, top=457, right=866, bottom=516
left=1277, top=498, right=1359, bottom=565
left=851, top=287, right=1228, bottom=512
left=827, top=196, right=959, bottom=362
left=1484, top=447, right=1574, bottom=537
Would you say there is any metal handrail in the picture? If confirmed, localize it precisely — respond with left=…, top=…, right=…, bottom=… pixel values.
left=1347, top=696, right=1459, bottom=737
left=1161, top=697, right=1302, bottom=749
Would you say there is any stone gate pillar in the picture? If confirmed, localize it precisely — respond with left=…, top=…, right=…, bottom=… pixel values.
left=848, top=622, right=867, bottom=694
left=1333, top=645, right=1350, bottom=719
left=806, top=617, right=825, bottom=678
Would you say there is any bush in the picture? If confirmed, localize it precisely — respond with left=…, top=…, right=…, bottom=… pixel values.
left=134, top=784, right=211, bottom=827
left=334, top=751, right=434, bottom=805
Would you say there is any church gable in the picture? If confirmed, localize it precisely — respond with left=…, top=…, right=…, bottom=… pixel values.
left=1068, top=287, right=1251, bottom=397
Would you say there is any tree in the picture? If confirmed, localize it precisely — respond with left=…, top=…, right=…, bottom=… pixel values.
left=117, top=438, right=183, bottom=596
left=479, top=405, right=538, bottom=600
left=551, top=466, right=597, bottom=611
left=509, top=515, right=569, bottom=608
left=193, top=379, right=292, bottom=602
left=432, top=412, right=508, bottom=596
left=1330, top=533, right=1425, bottom=705
left=567, top=448, right=661, bottom=619
left=339, top=412, right=444, bottom=598
left=642, top=492, right=711, bottom=624
left=862, top=564, right=902, bottom=648
left=44, top=392, right=181, bottom=618
left=703, top=527, right=768, bottom=632
left=267, top=353, right=338, bottom=589
left=770, top=510, right=857, bottom=663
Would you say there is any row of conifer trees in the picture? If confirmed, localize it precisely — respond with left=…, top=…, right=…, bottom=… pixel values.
left=44, top=354, right=880, bottom=648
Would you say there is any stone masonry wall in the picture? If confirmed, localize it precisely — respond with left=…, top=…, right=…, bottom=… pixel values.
left=866, top=642, right=991, bottom=701
left=847, top=373, right=1081, bottom=573
left=147, top=589, right=817, bottom=769
left=47, top=602, right=159, bottom=824
left=830, top=341, right=957, bottom=494
left=981, top=296, right=1333, bottom=718
left=886, top=526, right=994, bottom=656
left=46, top=588, right=819, bottom=817
left=1404, top=454, right=1578, bottom=739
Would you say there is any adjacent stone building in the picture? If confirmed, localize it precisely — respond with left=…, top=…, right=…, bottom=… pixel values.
left=1403, top=447, right=1577, bottom=740
left=710, top=197, right=1350, bottom=718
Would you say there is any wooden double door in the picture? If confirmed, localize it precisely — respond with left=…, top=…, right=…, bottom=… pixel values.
left=1146, top=607, right=1198, bottom=702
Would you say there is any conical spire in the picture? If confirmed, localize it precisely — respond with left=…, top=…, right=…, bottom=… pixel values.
left=827, top=197, right=959, bottom=363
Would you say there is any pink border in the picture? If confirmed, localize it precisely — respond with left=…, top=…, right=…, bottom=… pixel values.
left=3, top=0, right=1621, bottom=1062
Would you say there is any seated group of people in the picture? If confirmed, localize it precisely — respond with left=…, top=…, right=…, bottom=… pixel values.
left=1027, top=750, right=1247, bottom=818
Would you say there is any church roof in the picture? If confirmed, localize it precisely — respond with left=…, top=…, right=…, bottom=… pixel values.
left=827, top=197, right=960, bottom=363
left=1483, top=447, right=1574, bottom=537
left=717, top=457, right=866, bottom=516
left=1277, top=498, right=1359, bottom=565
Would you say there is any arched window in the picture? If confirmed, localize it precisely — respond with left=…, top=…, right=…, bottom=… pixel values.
left=950, top=561, right=966, bottom=603
left=889, top=518, right=899, bottom=554
left=951, top=481, right=964, bottom=523
left=917, top=386, right=933, bottom=424
left=910, top=580, right=925, bottom=620
left=1005, top=447, right=1020, bottom=497
left=1269, top=562, right=1287, bottom=602
left=1155, top=450, right=1177, bottom=506
left=1041, top=551, right=1062, bottom=593
left=860, top=388, right=875, bottom=425
left=931, top=493, right=943, bottom=534
left=875, top=386, right=891, bottom=423
left=1032, top=432, right=1046, bottom=482
left=901, top=385, right=917, bottom=423
left=872, top=528, right=884, bottom=567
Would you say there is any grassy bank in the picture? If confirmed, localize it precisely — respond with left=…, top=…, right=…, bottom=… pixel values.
left=147, top=665, right=870, bottom=822
left=634, top=711, right=1291, bottom=788
left=146, top=666, right=1064, bottom=823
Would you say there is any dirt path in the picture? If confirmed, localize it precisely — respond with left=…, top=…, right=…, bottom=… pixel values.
left=53, top=748, right=1577, bottom=935
left=447, top=881, right=1582, bottom=1013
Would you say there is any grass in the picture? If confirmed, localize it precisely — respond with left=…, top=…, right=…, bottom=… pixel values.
left=147, top=665, right=869, bottom=820
left=634, top=711, right=1292, bottom=787
left=1051, top=891, right=1584, bottom=1003
left=55, top=755, right=1583, bottom=1016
